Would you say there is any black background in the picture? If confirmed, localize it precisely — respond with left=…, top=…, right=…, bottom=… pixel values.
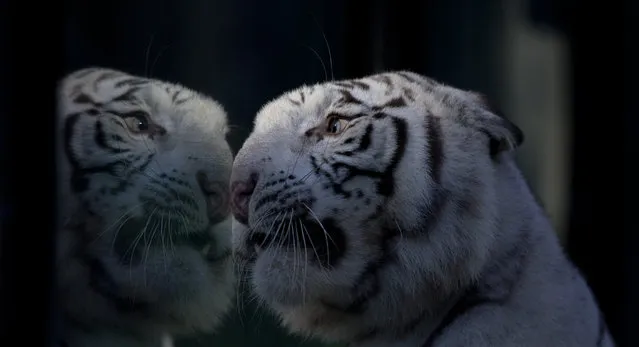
left=0, top=0, right=635, bottom=346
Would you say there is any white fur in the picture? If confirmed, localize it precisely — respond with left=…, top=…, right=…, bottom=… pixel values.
left=56, top=68, right=235, bottom=347
left=231, top=72, right=614, bottom=346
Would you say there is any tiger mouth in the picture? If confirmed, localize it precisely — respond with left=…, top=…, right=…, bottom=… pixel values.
left=245, top=218, right=338, bottom=256
left=110, top=216, right=223, bottom=260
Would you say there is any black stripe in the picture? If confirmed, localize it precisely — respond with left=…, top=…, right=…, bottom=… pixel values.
left=299, top=90, right=306, bottom=103
left=145, top=182, right=197, bottom=208
left=86, top=109, right=100, bottom=116
left=65, top=113, right=146, bottom=193
left=253, top=189, right=284, bottom=212
left=402, top=87, right=415, bottom=102
left=425, top=114, right=444, bottom=184
left=106, top=154, right=152, bottom=196
left=328, top=112, right=368, bottom=121
left=357, top=124, right=373, bottom=151
left=424, top=230, right=530, bottom=345
left=311, top=155, right=354, bottom=199
left=372, top=97, right=406, bottom=111
left=95, top=71, right=122, bottom=85
left=352, top=81, right=371, bottom=90
left=171, top=89, right=182, bottom=103
left=95, top=121, right=129, bottom=154
left=396, top=72, right=435, bottom=94
left=114, top=77, right=149, bottom=88
left=338, top=89, right=365, bottom=106
left=421, top=287, right=490, bottom=346
left=371, top=74, right=393, bottom=88
left=334, top=123, right=373, bottom=156
left=112, top=87, right=140, bottom=102
left=321, top=224, right=398, bottom=313
left=320, top=115, right=407, bottom=198
left=174, top=97, right=192, bottom=105
left=288, top=96, right=301, bottom=106
left=375, top=115, right=408, bottom=197
left=73, top=92, right=100, bottom=106
left=252, top=178, right=307, bottom=214
left=395, top=71, right=420, bottom=85
left=333, top=81, right=355, bottom=89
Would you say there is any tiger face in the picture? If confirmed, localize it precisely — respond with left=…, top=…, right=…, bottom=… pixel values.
left=230, top=71, right=523, bottom=341
left=59, top=68, right=232, bottom=251
left=56, top=68, right=234, bottom=335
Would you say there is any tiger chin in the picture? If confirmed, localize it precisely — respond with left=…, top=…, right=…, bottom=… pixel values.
left=230, top=72, right=615, bottom=346
left=55, top=68, right=235, bottom=347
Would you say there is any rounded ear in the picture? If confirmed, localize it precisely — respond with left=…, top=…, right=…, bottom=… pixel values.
left=472, top=93, right=524, bottom=157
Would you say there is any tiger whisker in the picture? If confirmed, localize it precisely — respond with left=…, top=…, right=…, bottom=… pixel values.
left=125, top=206, right=157, bottom=277
left=144, top=33, right=155, bottom=78
left=299, top=218, right=324, bottom=274
left=160, top=212, right=168, bottom=274
left=142, top=217, right=161, bottom=286
left=235, top=213, right=273, bottom=324
left=109, top=213, right=136, bottom=255
left=302, top=202, right=337, bottom=248
left=139, top=207, right=160, bottom=286
left=298, top=215, right=310, bottom=306
left=301, top=221, right=331, bottom=285
left=303, top=44, right=328, bottom=82
left=309, top=12, right=334, bottom=81
left=97, top=201, right=145, bottom=240
left=288, top=210, right=300, bottom=302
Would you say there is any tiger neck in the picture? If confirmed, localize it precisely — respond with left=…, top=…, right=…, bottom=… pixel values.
left=347, top=287, right=474, bottom=347
left=352, top=162, right=544, bottom=347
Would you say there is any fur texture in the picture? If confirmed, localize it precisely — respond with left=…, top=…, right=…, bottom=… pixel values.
left=230, top=71, right=614, bottom=346
left=56, top=68, right=235, bottom=346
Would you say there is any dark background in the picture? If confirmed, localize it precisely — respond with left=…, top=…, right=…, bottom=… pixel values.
left=0, top=0, right=635, bottom=346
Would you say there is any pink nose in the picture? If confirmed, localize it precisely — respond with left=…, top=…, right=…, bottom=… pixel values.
left=230, top=173, right=258, bottom=225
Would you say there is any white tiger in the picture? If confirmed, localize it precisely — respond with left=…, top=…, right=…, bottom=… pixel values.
left=56, top=68, right=235, bottom=347
left=229, top=71, right=615, bottom=346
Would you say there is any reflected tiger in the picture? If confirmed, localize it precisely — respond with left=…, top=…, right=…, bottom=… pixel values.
left=56, top=68, right=235, bottom=347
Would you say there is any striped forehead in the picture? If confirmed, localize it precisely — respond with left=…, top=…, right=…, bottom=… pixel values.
left=254, top=78, right=407, bottom=133
left=64, top=75, right=194, bottom=114
left=253, top=85, right=334, bottom=132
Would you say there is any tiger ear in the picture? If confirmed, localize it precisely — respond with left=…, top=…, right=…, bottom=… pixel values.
left=472, top=93, right=524, bottom=157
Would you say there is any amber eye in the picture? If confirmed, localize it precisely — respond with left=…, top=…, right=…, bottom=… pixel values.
left=123, top=111, right=150, bottom=133
left=326, top=116, right=346, bottom=134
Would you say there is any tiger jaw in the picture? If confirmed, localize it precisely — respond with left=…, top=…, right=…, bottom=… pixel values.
left=243, top=215, right=348, bottom=267
left=107, top=213, right=228, bottom=265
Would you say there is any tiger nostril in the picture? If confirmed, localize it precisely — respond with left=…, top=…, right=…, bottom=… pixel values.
left=230, top=173, right=258, bottom=225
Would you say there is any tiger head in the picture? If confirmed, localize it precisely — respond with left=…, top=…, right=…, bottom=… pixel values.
left=230, top=71, right=524, bottom=342
left=56, top=67, right=234, bottom=335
